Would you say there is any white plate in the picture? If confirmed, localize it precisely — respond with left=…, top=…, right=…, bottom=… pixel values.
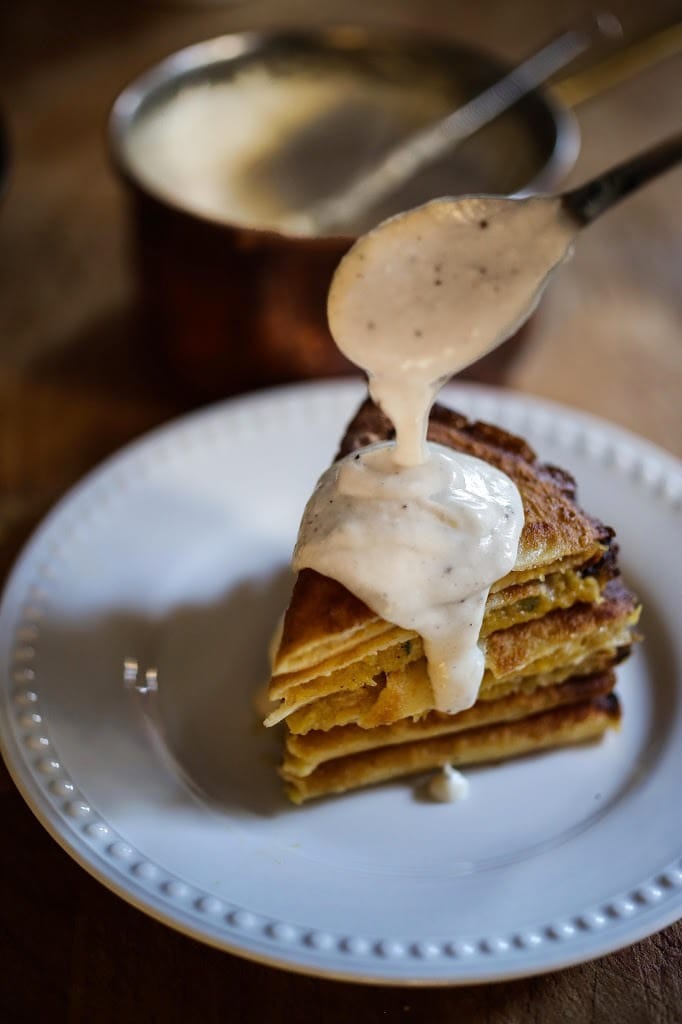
left=1, top=380, right=681, bottom=985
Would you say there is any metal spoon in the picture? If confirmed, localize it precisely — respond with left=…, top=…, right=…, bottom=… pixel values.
left=561, top=132, right=682, bottom=225
left=292, top=13, right=623, bottom=235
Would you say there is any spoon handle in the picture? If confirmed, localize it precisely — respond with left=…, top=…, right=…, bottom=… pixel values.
left=562, top=133, right=682, bottom=225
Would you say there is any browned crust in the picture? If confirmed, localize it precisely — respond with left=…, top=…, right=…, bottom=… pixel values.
left=275, top=577, right=638, bottom=726
left=284, top=694, right=621, bottom=803
left=284, top=670, right=617, bottom=775
left=277, top=568, right=376, bottom=667
left=484, top=577, right=636, bottom=679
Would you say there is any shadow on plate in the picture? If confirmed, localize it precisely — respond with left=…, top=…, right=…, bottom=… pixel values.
left=42, top=566, right=296, bottom=819
left=150, top=566, right=296, bottom=818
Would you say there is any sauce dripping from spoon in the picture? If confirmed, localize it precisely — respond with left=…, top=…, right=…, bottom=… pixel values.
left=295, top=139, right=682, bottom=712
left=296, top=194, right=580, bottom=712
left=328, top=195, right=576, bottom=465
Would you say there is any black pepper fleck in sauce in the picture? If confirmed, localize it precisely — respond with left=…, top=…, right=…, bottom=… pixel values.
left=479, top=219, right=488, bottom=229
left=414, top=328, right=423, bottom=338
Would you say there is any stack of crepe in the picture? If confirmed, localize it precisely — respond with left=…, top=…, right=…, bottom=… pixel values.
left=265, top=400, right=640, bottom=803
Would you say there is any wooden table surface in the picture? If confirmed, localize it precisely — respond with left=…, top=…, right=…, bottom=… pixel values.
left=1, top=2, right=680, bottom=1021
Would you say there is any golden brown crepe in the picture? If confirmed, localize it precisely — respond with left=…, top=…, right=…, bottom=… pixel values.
left=283, top=693, right=621, bottom=804
left=266, top=399, right=640, bottom=803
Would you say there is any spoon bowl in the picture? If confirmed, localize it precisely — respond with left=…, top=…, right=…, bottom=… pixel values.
left=328, top=133, right=682, bottom=455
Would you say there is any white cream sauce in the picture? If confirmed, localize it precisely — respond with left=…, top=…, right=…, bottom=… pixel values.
left=295, top=194, right=576, bottom=713
left=294, top=442, right=521, bottom=713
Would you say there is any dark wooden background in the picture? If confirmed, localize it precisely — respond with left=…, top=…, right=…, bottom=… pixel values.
left=1, top=2, right=681, bottom=1021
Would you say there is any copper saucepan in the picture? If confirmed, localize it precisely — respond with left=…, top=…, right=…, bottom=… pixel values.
left=109, top=27, right=580, bottom=397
